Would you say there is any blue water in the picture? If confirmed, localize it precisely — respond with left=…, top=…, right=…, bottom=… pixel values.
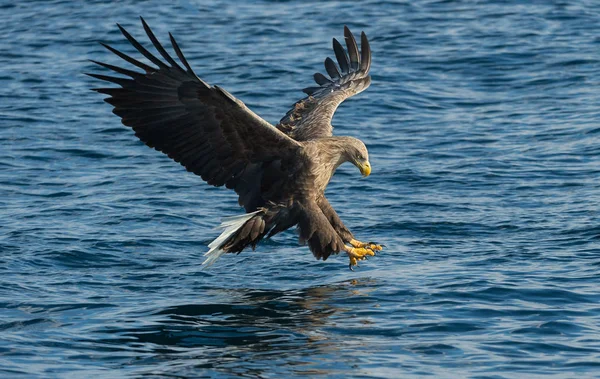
left=2, top=0, right=600, bottom=377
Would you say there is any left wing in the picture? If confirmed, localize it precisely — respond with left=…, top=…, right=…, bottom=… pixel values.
left=87, top=18, right=302, bottom=197
left=276, top=26, right=372, bottom=141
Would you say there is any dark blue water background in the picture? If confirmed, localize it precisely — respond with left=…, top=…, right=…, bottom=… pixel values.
left=1, top=0, right=600, bottom=377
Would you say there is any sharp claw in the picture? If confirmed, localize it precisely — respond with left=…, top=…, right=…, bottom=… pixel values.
left=346, top=244, right=377, bottom=270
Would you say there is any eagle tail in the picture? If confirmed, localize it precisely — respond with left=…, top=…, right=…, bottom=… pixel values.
left=202, top=210, right=265, bottom=267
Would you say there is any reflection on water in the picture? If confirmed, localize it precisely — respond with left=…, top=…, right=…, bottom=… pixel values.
left=91, top=279, right=376, bottom=376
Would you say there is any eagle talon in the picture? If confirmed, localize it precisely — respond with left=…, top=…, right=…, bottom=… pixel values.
left=345, top=245, right=374, bottom=269
left=350, top=239, right=383, bottom=252
left=368, top=243, right=383, bottom=251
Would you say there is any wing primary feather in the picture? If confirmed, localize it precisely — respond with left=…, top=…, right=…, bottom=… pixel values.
left=169, top=32, right=198, bottom=78
left=117, top=23, right=168, bottom=69
left=85, top=72, right=132, bottom=87
left=324, top=57, right=341, bottom=80
left=302, top=87, right=321, bottom=95
left=313, top=72, right=332, bottom=86
left=344, top=26, right=360, bottom=71
left=100, top=42, right=155, bottom=73
left=360, top=31, right=371, bottom=74
left=91, top=88, right=120, bottom=95
left=140, top=17, right=184, bottom=71
left=89, top=59, right=141, bottom=78
left=332, top=38, right=350, bottom=74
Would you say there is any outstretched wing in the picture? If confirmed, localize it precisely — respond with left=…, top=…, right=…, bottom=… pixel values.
left=276, top=26, right=372, bottom=141
left=88, top=18, right=302, bottom=203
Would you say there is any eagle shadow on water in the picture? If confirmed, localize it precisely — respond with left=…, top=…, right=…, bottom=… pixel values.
left=88, top=17, right=384, bottom=270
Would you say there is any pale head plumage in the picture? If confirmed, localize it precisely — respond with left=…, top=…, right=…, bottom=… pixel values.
left=342, top=137, right=369, bottom=164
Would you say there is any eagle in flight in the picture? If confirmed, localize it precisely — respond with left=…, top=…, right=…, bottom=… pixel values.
left=88, top=18, right=383, bottom=269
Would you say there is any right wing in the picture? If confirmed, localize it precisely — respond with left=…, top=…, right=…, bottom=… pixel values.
left=88, top=18, right=302, bottom=202
left=276, top=26, right=372, bottom=141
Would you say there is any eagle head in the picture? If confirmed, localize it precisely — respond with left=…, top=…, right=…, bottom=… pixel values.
left=344, top=137, right=371, bottom=177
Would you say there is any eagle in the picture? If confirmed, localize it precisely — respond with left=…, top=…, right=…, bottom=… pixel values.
left=88, top=18, right=383, bottom=269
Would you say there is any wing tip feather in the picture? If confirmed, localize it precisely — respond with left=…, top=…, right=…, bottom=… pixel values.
left=360, top=31, right=371, bottom=73
left=310, top=27, right=372, bottom=92
left=332, top=37, right=350, bottom=74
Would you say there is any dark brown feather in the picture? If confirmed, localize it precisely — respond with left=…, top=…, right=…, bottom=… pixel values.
left=297, top=202, right=344, bottom=261
left=324, top=57, right=341, bottom=80
left=360, top=32, right=371, bottom=73
left=332, top=38, right=350, bottom=74
left=140, top=17, right=183, bottom=70
left=344, top=26, right=360, bottom=72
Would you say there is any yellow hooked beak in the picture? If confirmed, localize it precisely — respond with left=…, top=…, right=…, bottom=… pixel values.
left=357, top=160, right=371, bottom=177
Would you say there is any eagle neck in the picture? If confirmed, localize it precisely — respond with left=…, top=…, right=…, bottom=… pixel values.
left=302, top=137, right=356, bottom=194
left=319, top=137, right=353, bottom=169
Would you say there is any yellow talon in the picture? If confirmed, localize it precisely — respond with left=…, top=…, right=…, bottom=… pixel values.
left=368, top=243, right=383, bottom=251
left=350, top=239, right=383, bottom=252
left=345, top=246, right=376, bottom=270
left=349, top=256, right=358, bottom=267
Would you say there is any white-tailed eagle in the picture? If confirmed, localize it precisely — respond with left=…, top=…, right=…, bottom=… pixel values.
left=88, top=18, right=383, bottom=269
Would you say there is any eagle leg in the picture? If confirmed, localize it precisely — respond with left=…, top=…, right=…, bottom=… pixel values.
left=344, top=245, right=376, bottom=270
left=350, top=238, right=383, bottom=254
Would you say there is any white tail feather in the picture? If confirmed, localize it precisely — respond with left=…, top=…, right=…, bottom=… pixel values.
left=202, top=211, right=261, bottom=267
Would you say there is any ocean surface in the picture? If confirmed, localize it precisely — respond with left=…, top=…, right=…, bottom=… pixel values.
left=1, top=0, right=600, bottom=378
